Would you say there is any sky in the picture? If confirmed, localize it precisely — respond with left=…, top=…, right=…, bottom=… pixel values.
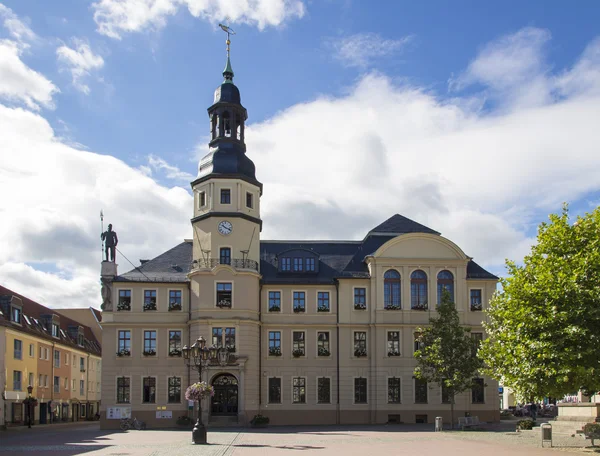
left=1, top=0, right=600, bottom=309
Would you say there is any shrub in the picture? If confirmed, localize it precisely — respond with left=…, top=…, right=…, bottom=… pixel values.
left=516, top=419, right=534, bottom=430
left=584, top=423, right=600, bottom=437
left=250, top=414, right=270, bottom=425
left=176, top=415, right=193, bottom=425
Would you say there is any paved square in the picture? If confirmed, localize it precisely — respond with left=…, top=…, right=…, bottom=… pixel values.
left=0, top=423, right=594, bottom=455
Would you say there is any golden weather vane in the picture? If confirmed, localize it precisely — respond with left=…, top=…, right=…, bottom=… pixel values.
left=219, top=23, right=236, bottom=58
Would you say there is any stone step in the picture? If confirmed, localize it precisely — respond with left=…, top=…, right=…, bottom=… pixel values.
left=208, top=416, right=239, bottom=428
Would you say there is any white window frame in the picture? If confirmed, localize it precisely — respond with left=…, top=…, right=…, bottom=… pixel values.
left=352, top=376, right=368, bottom=405
left=141, top=375, right=158, bottom=404
left=245, top=191, right=254, bottom=209
left=115, top=375, right=131, bottom=404
left=266, top=329, right=283, bottom=358
left=386, top=329, right=402, bottom=357
left=197, top=189, right=207, bottom=209
left=116, top=288, right=133, bottom=311
left=29, top=343, right=34, bottom=358
left=468, top=287, right=484, bottom=311
left=209, top=325, right=237, bottom=353
left=316, top=376, right=332, bottom=404
left=386, top=376, right=402, bottom=404
left=166, top=375, right=182, bottom=404
left=316, top=290, right=331, bottom=313
left=352, top=286, right=368, bottom=311
left=167, top=328, right=184, bottom=357
left=168, top=288, right=184, bottom=312
left=267, top=376, right=283, bottom=404
left=291, top=290, right=306, bottom=313
left=291, top=376, right=307, bottom=405
left=316, top=330, right=332, bottom=358
left=435, top=268, right=456, bottom=306
left=117, top=328, right=132, bottom=357
left=413, top=329, right=423, bottom=355
left=142, top=328, right=158, bottom=357
left=352, top=329, right=368, bottom=359
left=267, top=289, right=283, bottom=312
left=291, top=329, right=307, bottom=358
left=142, top=288, right=158, bottom=312
left=214, top=280, right=234, bottom=309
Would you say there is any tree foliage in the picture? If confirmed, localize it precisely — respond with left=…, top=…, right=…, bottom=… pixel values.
left=479, top=205, right=600, bottom=402
left=414, top=289, right=482, bottom=427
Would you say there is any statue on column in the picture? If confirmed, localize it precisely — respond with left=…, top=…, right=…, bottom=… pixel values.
left=101, top=224, right=118, bottom=262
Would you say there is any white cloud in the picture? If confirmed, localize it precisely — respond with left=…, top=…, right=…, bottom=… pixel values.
left=0, top=3, right=37, bottom=43
left=56, top=38, right=104, bottom=94
left=331, top=32, right=413, bottom=68
left=0, top=39, right=58, bottom=110
left=92, top=0, right=305, bottom=39
left=147, top=155, right=195, bottom=182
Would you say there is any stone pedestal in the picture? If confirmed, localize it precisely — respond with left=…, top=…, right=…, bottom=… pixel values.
left=101, top=261, right=118, bottom=277
left=557, top=403, right=600, bottom=422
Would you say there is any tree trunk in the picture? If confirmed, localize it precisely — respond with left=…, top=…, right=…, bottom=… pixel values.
left=450, top=395, right=455, bottom=430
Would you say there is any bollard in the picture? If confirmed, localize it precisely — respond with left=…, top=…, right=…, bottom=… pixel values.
left=541, top=423, right=552, bottom=448
left=435, top=416, right=443, bottom=432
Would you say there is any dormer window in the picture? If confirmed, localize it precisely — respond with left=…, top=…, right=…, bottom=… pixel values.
left=305, top=258, right=316, bottom=272
left=281, top=258, right=291, bottom=271
left=293, top=258, right=303, bottom=272
left=11, top=306, right=21, bottom=324
left=52, top=323, right=59, bottom=338
left=278, top=249, right=320, bottom=274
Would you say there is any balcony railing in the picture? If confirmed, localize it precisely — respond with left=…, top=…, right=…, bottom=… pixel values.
left=192, top=258, right=259, bottom=272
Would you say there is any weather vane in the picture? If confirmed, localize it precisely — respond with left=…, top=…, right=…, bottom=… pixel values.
left=219, top=23, right=236, bottom=58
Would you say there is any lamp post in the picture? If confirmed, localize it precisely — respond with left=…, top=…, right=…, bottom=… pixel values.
left=182, top=336, right=230, bottom=445
left=27, top=385, right=33, bottom=428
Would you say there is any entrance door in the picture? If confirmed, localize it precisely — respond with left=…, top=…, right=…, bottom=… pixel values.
left=39, top=403, right=47, bottom=424
left=211, top=374, right=238, bottom=416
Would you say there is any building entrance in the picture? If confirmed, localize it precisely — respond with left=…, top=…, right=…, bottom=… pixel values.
left=211, top=374, right=238, bottom=416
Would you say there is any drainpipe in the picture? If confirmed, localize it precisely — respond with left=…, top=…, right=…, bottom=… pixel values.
left=187, top=283, right=192, bottom=418
left=86, top=354, right=90, bottom=418
left=258, top=283, right=263, bottom=410
left=50, top=342, right=55, bottom=424
left=335, top=279, right=340, bottom=425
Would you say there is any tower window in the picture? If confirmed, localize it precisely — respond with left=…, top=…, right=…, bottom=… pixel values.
left=198, top=191, right=206, bottom=208
left=223, top=111, right=231, bottom=137
left=246, top=192, right=253, bottom=209
left=220, top=189, right=231, bottom=204
left=219, top=247, right=231, bottom=265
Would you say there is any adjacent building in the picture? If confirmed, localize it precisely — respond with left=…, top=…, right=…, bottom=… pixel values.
left=0, top=286, right=102, bottom=427
left=99, top=49, right=500, bottom=429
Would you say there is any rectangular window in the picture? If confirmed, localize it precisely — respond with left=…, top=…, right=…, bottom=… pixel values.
left=268, top=331, right=281, bottom=356
left=246, top=192, right=253, bottom=209
left=268, top=378, right=281, bottom=404
left=169, top=330, right=182, bottom=356
left=317, top=292, right=330, bottom=312
left=117, top=377, right=130, bottom=403
left=168, top=377, right=181, bottom=403
left=387, top=331, right=400, bottom=357
left=169, top=290, right=182, bottom=311
left=39, top=375, right=43, bottom=388
left=470, top=289, right=483, bottom=311
left=224, top=327, right=236, bottom=352
left=471, top=332, right=483, bottom=356
left=52, top=323, right=59, bottom=338
left=292, top=331, right=305, bottom=357
left=268, top=291, right=281, bottom=312
left=305, top=257, right=315, bottom=271
left=143, top=331, right=157, bottom=355
left=354, top=378, right=367, bottom=404
left=64, top=377, right=68, bottom=389
left=413, top=332, right=423, bottom=354
left=354, top=288, right=366, bottom=310
left=317, top=377, right=331, bottom=404
left=317, top=332, right=330, bottom=357
left=28, top=373, right=34, bottom=387
left=212, top=327, right=223, bottom=348
left=143, top=290, right=157, bottom=311
left=39, top=346, right=43, bottom=359
left=415, top=378, right=428, bottom=404
left=80, top=380, right=85, bottom=395
left=353, top=331, right=367, bottom=357
left=220, top=188, right=231, bottom=204
left=118, top=290, right=131, bottom=311
left=73, top=379, right=76, bottom=390
left=199, top=191, right=206, bottom=208
left=219, top=247, right=231, bottom=265
left=44, top=375, right=48, bottom=387
left=293, top=257, right=303, bottom=272
left=13, top=371, right=22, bottom=391
left=14, top=339, right=22, bottom=360
left=54, top=349, right=60, bottom=368
left=80, top=357, right=85, bottom=372
left=388, top=377, right=401, bottom=404
left=54, top=376, right=60, bottom=393
left=29, top=344, right=34, bottom=357
left=292, top=377, right=306, bottom=404
left=65, top=352, right=69, bottom=364
left=441, top=380, right=452, bottom=404
left=143, top=377, right=156, bottom=403
left=472, top=378, right=485, bottom=404
left=118, top=330, right=131, bottom=356
left=11, top=307, right=21, bottom=323
left=280, top=257, right=291, bottom=271
left=216, top=283, right=232, bottom=308
left=293, top=291, right=305, bottom=313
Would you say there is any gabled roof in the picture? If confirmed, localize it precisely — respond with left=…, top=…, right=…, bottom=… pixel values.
left=467, top=260, right=499, bottom=280
left=0, top=285, right=101, bottom=355
left=367, top=214, right=440, bottom=236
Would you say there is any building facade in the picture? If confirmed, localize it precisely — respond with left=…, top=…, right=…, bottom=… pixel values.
left=0, top=286, right=102, bottom=427
left=99, top=52, right=500, bottom=429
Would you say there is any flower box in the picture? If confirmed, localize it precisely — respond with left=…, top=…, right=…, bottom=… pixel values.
left=411, top=304, right=428, bottom=311
left=169, top=302, right=182, bottom=311
left=385, top=304, right=401, bottom=311
left=388, top=350, right=401, bottom=357
left=292, top=349, right=305, bottom=358
left=470, top=303, right=483, bottom=311
left=169, top=349, right=182, bottom=357
left=144, top=303, right=157, bottom=311
left=354, top=303, right=367, bottom=310
left=269, top=305, right=281, bottom=312
left=293, top=306, right=305, bottom=313
left=216, top=300, right=232, bottom=308
left=354, top=348, right=367, bottom=358
left=116, top=349, right=131, bottom=357
left=142, top=349, right=156, bottom=357
left=317, top=305, right=329, bottom=312
left=269, top=347, right=282, bottom=357
left=117, top=301, right=131, bottom=311
left=318, top=348, right=330, bottom=357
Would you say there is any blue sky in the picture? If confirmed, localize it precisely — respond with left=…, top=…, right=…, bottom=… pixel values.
left=1, top=0, right=600, bottom=308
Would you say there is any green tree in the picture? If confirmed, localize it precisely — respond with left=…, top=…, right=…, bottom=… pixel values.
left=479, top=205, right=600, bottom=402
left=414, top=289, right=482, bottom=428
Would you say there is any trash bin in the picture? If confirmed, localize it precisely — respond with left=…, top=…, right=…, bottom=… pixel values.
left=541, top=423, right=552, bottom=447
left=435, top=416, right=443, bottom=432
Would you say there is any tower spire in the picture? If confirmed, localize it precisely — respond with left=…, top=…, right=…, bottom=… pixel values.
left=219, top=23, right=236, bottom=83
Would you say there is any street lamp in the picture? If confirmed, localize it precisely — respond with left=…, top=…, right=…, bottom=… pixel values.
left=27, top=385, right=33, bottom=429
left=182, top=336, right=230, bottom=445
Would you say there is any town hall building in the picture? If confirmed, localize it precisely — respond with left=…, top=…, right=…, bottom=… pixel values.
left=99, top=43, right=500, bottom=429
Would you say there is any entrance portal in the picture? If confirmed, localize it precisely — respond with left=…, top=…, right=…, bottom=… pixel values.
left=211, top=374, right=238, bottom=416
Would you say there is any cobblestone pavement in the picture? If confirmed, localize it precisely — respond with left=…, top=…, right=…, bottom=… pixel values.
left=1, top=423, right=598, bottom=455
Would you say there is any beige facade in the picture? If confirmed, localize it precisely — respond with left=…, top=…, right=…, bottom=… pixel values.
left=99, top=56, right=500, bottom=429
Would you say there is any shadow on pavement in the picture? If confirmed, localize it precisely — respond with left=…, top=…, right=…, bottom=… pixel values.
left=235, top=444, right=325, bottom=450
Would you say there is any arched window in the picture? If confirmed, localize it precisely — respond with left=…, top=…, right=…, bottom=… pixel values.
left=411, top=270, right=428, bottom=310
left=384, top=270, right=401, bottom=309
left=437, top=270, right=454, bottom=305
left=210, top=114, right=217, bottom=140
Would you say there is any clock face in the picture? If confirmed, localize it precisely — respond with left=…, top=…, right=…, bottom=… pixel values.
left=218, top=220, right=233, bottom=236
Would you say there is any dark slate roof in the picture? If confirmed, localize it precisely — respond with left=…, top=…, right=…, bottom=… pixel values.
left=114, top=241, right=193, bottom=283
left=114, top=215, right=498, bottom=284
left=0, top=285, right=101, bottom=356
left=368, top=214, right=440, bottom=236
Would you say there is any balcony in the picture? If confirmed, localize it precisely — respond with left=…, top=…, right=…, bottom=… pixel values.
left=191, top=258, right=259, bottom=272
